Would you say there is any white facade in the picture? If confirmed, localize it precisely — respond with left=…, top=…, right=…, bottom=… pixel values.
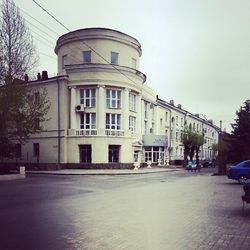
left=15, top=28, right=219, bottom=167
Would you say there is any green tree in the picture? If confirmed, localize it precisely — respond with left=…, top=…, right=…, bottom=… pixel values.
left=181, top=128, right=193, bottom=167
left=192, top=133, right=205, bottom=166
left=0, top=1, right=50, bottom=160
left=229, top=100, right=250, bottom=163
left=181, top=128, right=205, bottom=167
left=0, top=79, right=50, bottom=160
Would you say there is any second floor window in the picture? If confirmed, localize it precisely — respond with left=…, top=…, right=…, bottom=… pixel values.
left=132, top=58, right=136, bottom=69
left=80, top=89, right=96, bottom=107
left=80, top=113, right=96, bottom=129
left=165, top=112, right=168, bottom=122
left=34, top=118, right=40, bottom=130
left=144, top=102, right=148, bottom=119
left=83, top=51, right=91, bottom=63
left=106, top=89, right=121, bottom=108
left=106, top=113, right=121, bottom=130
left=129, top=93, right=136, bottom=111
left=111, top=52, right=118, bottom=64
left=34, top=92, right=40, bottom=105
left=129, top=116, right=136, bottom=132
left=62, top=54, right=68, bottom=67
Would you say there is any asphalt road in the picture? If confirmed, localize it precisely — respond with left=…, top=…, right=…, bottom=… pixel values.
left=0, top=169, right=249, bottom=250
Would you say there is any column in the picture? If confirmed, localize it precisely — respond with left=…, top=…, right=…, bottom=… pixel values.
left=124, top=88, right=130, bottom=136
left=97, top=85, right=105, bottom=135
left=70, top=86, right=77, bottom=129
left=137, top=94, right=142, bottom=135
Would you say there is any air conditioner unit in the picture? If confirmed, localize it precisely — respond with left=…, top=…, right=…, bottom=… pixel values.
left=75, top=104, right=85, bottom=112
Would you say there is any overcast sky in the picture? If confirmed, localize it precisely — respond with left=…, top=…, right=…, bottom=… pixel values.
left=10, top=0, right=250, bottom=132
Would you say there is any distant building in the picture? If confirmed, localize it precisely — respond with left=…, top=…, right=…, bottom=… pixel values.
left=10, top=28, right=219, bottom=168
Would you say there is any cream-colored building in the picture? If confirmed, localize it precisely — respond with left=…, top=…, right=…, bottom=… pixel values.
left=15, top=28, right=219, bottom=168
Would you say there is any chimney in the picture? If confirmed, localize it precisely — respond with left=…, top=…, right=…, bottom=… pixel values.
left=37, top=73, right=41, bottom=80
left=177, top=104, right=182, bottom=109
left=42, top=70, right=48, bottom=80
left=170, top=100, right=174, bottom=106
left=24, top=74, right=29, bottom=82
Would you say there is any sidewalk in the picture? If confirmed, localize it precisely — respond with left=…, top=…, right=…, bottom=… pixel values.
left=26, top=166, right=183, bottom=176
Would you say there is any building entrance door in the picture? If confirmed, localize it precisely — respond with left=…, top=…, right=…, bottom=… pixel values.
left=79, top=145, right=92, bottom=163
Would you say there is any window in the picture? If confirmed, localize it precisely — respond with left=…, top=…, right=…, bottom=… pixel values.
left=165, top=112, right=168, bottom=122
left=129, top=116, right=136, bottom=132
left=79, top=145, right=91, bottom=163
left=176, top=116, right=178, bottom=126
left=144, top=146, right=164, bottom=163
left=144, top=102, right=148, bottom=119
left=34, top=92, right=40, bottom=105
left=151, top=105, right=155, bottom=121
left=106, top=89, right=121, bottom=108
left=129, top=93, right=136, bottom=111
left=109, top=145, right=120, bottom=162
left=150, top=123, right=155, bottom=134
left=144, top=121, right=147, bottom=134
left=83, top=50, right=91, bottom=63
left=34, top=118, right=40, bottom=130
left=181, top=118, right=183, bottom=127
left=176, top=132, right=179, bottom=141
left=33, top=143, right=39, bottom=157
left=80, top=89, right=96, bottom=107
left=80, top=113, right=96, bottom=130
left=62, top=54, right=68, bottom=67
left=15, top=144, right=21, bottom=158
left=111, top=52, right=118, bottom=64
left=132, top=58, right=136, bottom=69
left=160, top=118, right=163, bottom=128
left=106, top=113, right=121, bottom=130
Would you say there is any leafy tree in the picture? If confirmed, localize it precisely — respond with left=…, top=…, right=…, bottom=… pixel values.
left=181, top=128, right=205, bottom=167
left=217, top=134, right=230, bottom=174
left=192, top=132, right=205, bottom=166
left=0, top=79, right=50, bottom=160
left=229, top=100, right=250, bottom=163
left=0, top=0, right=50, bottom=160
left=181, top=128, right=193, bottom=166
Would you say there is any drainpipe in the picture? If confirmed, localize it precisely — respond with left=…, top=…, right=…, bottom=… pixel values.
left=169, top=109, right=172, bottom=165
left=57, top=77, right=61, bottom=169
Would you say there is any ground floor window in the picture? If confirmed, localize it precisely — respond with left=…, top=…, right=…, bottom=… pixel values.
left=79, top=144, right=91, bottom=163
left=144, top=146, right=165, bottom=163
left=109, top=145, right=120, bottom=163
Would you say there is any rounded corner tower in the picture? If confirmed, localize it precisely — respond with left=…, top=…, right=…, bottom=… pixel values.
left=54, top=27, right=147, bottom=165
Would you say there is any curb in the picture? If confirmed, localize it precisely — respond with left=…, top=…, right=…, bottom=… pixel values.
left=26, top=168, right=180, bottom=176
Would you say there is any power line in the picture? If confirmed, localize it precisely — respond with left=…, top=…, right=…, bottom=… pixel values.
left=32, top=0, right=140, bottom=86
left=19, top=6, right=61, bottom=37
left=38, top=51, right=57, bottom=60
left=24, top=17, right=57, bottom=41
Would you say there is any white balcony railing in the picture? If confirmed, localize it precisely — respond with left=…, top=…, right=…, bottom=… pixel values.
left=76, top=129, right=97, bottom=136
left=105, top=130, right=124, bottom=136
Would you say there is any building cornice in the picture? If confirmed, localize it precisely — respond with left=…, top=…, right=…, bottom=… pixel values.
left=64, top=63, right=146, bottom=83
left=55, top=27, right=142, bottom=56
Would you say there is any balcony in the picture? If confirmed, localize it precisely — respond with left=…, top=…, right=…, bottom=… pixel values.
left=105, top=130, right=124, bottom=136
left=75, top=129, right=97, bottom=136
